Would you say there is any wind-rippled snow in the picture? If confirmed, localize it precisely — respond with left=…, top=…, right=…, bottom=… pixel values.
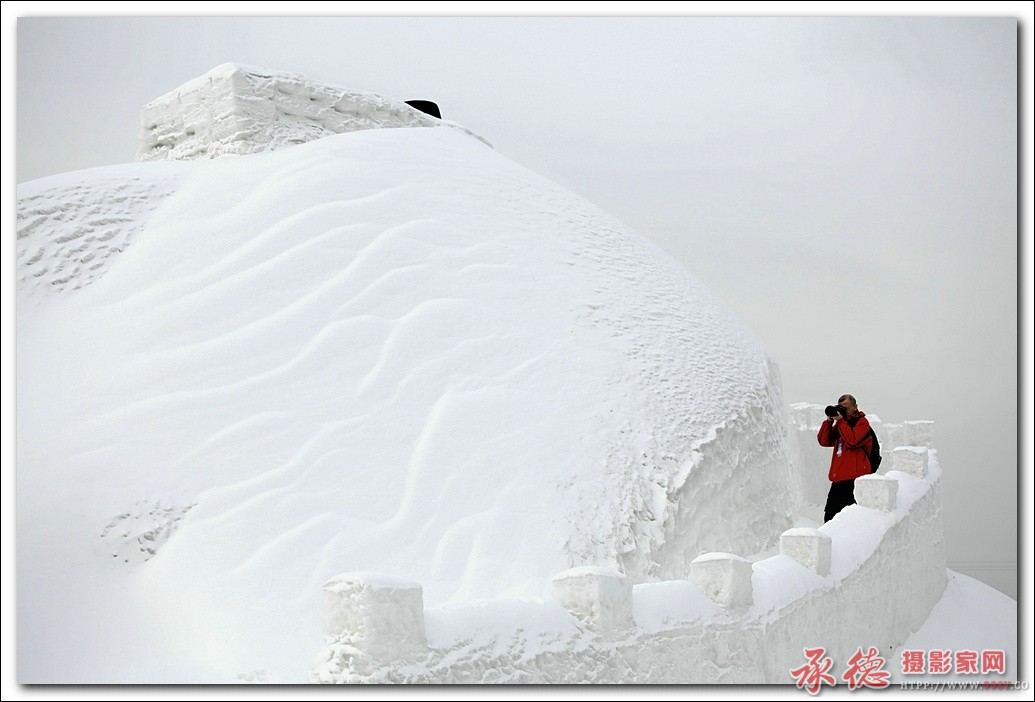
left=18, top=127, right=794, bottom=682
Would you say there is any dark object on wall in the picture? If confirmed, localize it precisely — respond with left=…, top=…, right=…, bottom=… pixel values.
left=867, top=429, right=882, bottom=473
left=406, top=100, right=442, bottom=119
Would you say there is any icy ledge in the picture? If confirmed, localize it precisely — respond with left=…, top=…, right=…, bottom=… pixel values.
left=311, top=417, right=947, bottom=684
left=137, top=63, right=490, bottom=162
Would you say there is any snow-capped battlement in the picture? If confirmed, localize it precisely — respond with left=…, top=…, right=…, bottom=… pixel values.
left=312, top=416, right=947, bottom=684
left=788, top=403, right=935, bottom=507
left=137, top=63, right=489, bottom=162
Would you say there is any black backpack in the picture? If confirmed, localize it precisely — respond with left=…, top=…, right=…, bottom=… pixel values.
left=867, top=429, right=882, bottom=473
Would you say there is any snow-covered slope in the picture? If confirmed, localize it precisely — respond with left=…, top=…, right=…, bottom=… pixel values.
left=890, top=571, right=1018, bottom=683
left=17, top=125, right=800, bottom=682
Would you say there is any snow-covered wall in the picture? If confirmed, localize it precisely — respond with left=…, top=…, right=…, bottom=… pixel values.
left=312, top=418, right=946, bottom=684
left=620, top=366, right=803, bottom=581
left=788, top=403, right=934, bottom=508
left=137, top=63, right=489, bottom=162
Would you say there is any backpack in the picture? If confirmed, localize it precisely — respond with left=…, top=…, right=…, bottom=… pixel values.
left=867, top=429, right=882, bottom=473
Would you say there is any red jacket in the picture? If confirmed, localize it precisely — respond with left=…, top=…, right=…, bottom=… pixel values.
left=817, top=412, right=873, bottom=482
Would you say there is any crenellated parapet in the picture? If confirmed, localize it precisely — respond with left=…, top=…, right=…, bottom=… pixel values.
left=311, top=409, right=945, bottom=684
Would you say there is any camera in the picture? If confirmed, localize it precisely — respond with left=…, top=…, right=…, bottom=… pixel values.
left=825, top=404, right=847, bottom=418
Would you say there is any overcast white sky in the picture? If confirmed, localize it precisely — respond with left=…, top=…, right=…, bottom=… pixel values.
left=4, top=1, right=1031, bottom=617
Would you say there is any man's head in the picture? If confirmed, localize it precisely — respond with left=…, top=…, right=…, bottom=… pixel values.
left=838, top=394, right=859, bottom=416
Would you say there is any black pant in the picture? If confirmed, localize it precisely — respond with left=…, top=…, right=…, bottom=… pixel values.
left=824, top=479, right=856, bottom=522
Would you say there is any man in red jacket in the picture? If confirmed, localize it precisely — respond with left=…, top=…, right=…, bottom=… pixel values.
left=817, top=393, right=874, bottom=522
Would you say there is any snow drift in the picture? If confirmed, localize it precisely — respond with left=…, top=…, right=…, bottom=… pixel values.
left=17, top=69, right=802, bottom=682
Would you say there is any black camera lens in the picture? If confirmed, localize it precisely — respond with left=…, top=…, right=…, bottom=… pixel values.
left=825, top=405, right=840, bottom=418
